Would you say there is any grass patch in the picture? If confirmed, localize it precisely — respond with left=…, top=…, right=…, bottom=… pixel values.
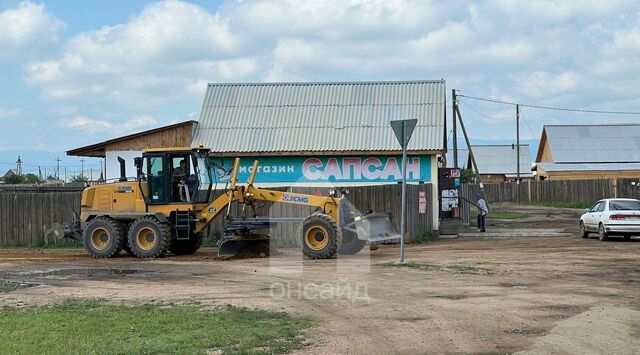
left=378, top=261, right=491, bottom=275
left=527, top=200, right=593, bottom=209
left=0, top=299, right=314, bottom=354
left=412, top=230, right=439, bottom=244
left=487, top=211, right=528, bottom=220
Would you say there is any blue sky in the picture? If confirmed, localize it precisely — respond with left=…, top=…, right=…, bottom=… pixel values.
left=1, top=0, right=640, bottom=177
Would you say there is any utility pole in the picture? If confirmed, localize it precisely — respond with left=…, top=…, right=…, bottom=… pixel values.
left=64, top=166, right=67, bottom=182
left=16, top=156, right=22, bottom=175
left=452, top=89, right=458, bottom=168
left=516, top=104, right=521, bottom=203
left=38, top=166, right=42, bottom=179
left=80, top=158, right=86, bottom=178
left=55, top=157, right=62, bottom=179
left=454, top=105, right=487, bottom=201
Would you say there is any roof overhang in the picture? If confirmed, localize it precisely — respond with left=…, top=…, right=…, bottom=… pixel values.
left=67, top=120, right=197, bottom=158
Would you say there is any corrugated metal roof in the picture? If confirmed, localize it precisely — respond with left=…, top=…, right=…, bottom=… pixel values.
left=544, top=124, right=640, bottom=163
left=192, top=80, right=445, bottom=153
left=446, top=145, right=533, bottom=176
left=537, top=162, right=640, bottom=172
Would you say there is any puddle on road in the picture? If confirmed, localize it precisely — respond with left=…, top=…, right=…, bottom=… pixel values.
left=0, top=279, right=36, bottom=293
left=0, top=268, right=149, bottom=281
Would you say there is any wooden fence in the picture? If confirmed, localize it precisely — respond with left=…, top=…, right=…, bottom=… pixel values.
left=461, top=178, right=640, bottom=207
left=0, top=183, right=433, bottom=246
left=0, top=192, right=82, bottom=245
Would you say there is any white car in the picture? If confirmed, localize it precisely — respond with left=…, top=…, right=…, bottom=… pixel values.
left=580, top=198, right=640, bottom=241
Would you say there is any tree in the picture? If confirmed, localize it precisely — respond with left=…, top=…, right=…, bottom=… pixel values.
left=3, top=174, right=24, bottom=184
left=460, top=169, right=475, bottom=183
left=70, top=175, right=88, bottom=183
left=2, top=174, right=43, bottom=184
left=23, top=174, right=43, bottom=184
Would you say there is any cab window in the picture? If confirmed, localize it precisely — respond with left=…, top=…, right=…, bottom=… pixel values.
left=146, top=156, right=166, bottom=203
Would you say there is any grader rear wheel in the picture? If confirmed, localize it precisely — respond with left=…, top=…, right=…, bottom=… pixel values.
left=301, top=213, right=341, bottom=259
left=83, top=217, right=125, bottom=259
left=127, top=217, right=172, bottom=258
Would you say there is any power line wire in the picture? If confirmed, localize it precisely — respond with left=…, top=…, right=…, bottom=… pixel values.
left=457, top=93, right=640, bottom=115
left=459, top=98, right=540, bottom=140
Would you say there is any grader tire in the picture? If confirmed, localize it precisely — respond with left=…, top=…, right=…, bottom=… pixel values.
left=127, top=217, right=172, bottom=259
left=170, top=235, right=203, bottom=255
left=122, top=242, right=136, bottom=257
left=83, top=217, right=125, bottom=259
left=121, top=222, right=136, bottom=256
left=301, top=213, right=341, bottom=259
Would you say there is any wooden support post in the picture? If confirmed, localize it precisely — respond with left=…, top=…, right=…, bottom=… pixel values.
left=454, top=105, right=487, bottom=202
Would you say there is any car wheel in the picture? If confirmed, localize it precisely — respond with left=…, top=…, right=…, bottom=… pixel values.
left=579, top=221, right=588, bottom=238
left=598, top=223, right=609, bottom=241
left=623, top=234, right=632, bottom=240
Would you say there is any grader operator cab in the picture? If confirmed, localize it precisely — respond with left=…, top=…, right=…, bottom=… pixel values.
left=47, top=147, right=401, bottom=259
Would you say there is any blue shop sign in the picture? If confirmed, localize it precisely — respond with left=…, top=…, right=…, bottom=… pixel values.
left=210, top=156, right=431, bottom=184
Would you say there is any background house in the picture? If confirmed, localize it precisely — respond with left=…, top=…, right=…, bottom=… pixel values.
left=0, top=169, right=16, bottom=184
left=67, top=80, right=446, bottom=230
left=68, top=121, right=198, bottom=181
left=193, top=80, right=446, bottom=230
left=447, top=144, right=533, bottom=182
left=534, top=124, right=640, bottom=180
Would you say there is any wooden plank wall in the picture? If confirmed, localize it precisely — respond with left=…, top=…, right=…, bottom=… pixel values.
left=0, top=192, right=82, bottom=245
left=462, top=178, right=640, bottom=207
left=0, top=184, right=434, bottom=246
left=208, top=184, right=433, bottom=244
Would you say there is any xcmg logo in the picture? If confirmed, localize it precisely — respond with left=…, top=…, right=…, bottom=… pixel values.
left=282, top=194, right=309, bottom=203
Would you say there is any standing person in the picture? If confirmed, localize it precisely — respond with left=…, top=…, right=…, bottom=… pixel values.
left=475, top=193, right=489, bottom=232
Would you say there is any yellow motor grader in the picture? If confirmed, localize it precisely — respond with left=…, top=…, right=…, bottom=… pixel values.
left=47, top=147, right=400, bottom=259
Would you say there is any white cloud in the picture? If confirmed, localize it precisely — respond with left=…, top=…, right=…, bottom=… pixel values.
left=25, top=60, right=62, bottom=84
left=513, top=71, right=580, bottom=98
left=25, top=0, right=247, bottom=107
left=60, top=116, right=113, bottom=133
left=0, top=1, right=66, bottom=57
left=118, top=115, right=157, bottom=130
left=59, top=114, right=158, bottom=134
left=8, top=0, right=640, bottom=152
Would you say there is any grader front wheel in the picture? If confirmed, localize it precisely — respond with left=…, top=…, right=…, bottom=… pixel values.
left=83, top=217, right=125, bottom=259
left=301, top=213, right=341, bottom=259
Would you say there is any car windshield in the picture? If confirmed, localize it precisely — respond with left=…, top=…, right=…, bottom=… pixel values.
left=609, top=200, right=640, bottom=211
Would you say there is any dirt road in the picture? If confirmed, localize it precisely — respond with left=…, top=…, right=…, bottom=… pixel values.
left=2, top=233, right=639, bottom=354
left=1, top=204, right=638, bottom=354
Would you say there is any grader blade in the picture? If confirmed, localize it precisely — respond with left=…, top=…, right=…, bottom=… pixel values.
left=217, top=234, right=271, bottom=258
left=353, top=212, right=401, bottom=243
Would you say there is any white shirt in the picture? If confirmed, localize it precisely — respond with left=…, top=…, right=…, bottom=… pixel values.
left=477, top=199, right=489, bottom=216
